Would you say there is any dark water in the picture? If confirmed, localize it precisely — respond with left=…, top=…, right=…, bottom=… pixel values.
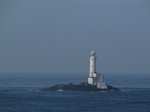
left=0, top=73, right=150, bottom=112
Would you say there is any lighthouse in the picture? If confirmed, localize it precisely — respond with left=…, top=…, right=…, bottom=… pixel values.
left=88, top=51, right=97, bottom=85
left=89, top=51, right=96, bottom=77
left=88, top=51, right=107, bottom=89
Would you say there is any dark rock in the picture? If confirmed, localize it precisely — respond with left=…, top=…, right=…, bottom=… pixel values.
left=40, top=82, right=120, bottom=92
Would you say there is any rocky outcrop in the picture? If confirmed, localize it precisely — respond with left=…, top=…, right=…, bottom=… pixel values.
left=40, top=82, right=120, bottom=92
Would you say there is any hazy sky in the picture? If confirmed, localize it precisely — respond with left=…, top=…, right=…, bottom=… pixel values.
left=0, top=0, right=150, bottom=74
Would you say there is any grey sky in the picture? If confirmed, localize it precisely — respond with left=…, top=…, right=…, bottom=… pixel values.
left=0, top=0, right=150, bottom=74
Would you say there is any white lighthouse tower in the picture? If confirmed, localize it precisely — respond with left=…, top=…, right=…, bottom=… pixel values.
left=88, top=51, right=97, bottom=85
left=88, top=51, right=107, bottom=89
left=89, top=51, right=96, bottom=77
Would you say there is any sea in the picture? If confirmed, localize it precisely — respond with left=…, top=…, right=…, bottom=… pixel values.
left=0, top=73, right=150, bottom=112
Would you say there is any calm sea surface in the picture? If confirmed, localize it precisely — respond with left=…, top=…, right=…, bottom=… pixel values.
left=0, top=73, right=150, bottom=112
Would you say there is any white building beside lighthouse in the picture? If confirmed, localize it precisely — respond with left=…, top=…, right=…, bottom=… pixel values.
left=88, top=51, right=107, bottom=89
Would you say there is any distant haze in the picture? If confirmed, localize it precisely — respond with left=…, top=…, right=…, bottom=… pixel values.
left=0, top=0, right=150, bottom=74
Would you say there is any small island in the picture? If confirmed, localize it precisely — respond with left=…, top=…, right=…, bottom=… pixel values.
left=40, top=82, right=119, bottom=91
left=40, top=51, right=119, bottom=92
